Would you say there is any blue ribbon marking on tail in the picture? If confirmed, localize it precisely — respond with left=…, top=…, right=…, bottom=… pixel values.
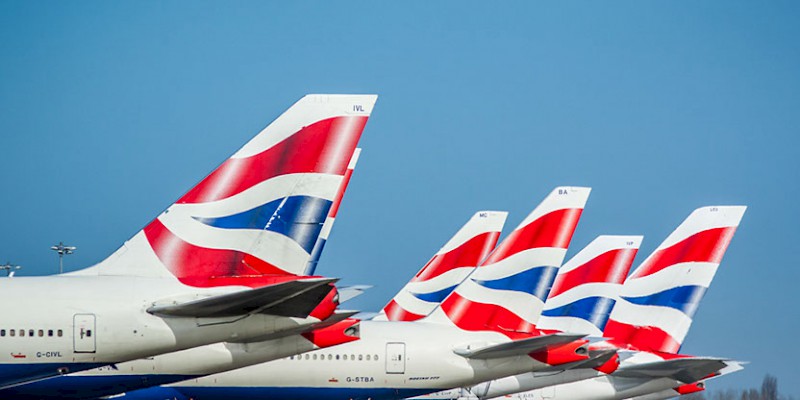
left=409, top=284, right=459, bottom=303
left=542, top=296, right=616, bottom=329
left=194, top=196, right=332, bottom=253
left=472, top=265, right=559, bottom=301
left=621, top=285, right=708, bottom=317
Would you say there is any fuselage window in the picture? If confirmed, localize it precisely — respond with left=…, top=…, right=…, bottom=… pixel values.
left=86, top=330, right=92, bottom=337
left=336, top=354, right=340, bottom=360
left=38, top=330, right=43, bottom=337
left=0, top=329, right=5, bottom=337
left=343, top=354, right=348, bottom=360
left=312, top=354, right=317, bottom=360
left=9, top=330, right=14, bottom=337
left=304, top=354, right=309, bottom=360
left=374, top=354, right=379, bottom=360
left=28, top=329, right=34, bottom=337
left=57, top=329, right=63, bottom=337
left=48, top=329, right=53, bottom=337
left=19, top=329, right=25, bottom=337
left=358, top=354, right=363, bottom=361
left=327, top=354, right=332, bottom=360
left=366, top=354, right=371, bottom=361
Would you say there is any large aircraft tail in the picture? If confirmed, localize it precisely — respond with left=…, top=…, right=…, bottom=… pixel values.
left=376, top=211, right=507, bottom=322
left=537, top=235, right=642, bottom=337
left=604, top=206, right=746, bottom=353
left=78, top=95, right=377, bottom=287
left=432, top=187, right=590, bottom=334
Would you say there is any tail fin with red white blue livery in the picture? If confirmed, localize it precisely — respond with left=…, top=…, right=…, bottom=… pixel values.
left=537, top=235, right=642, bottom=337
left=604, top=206, right=746, bottom=353
left=76, top=95, right=377, bottom=289
left=430, top=187, right=591, bottom=335
left=375, top=211, right=508, bottom=321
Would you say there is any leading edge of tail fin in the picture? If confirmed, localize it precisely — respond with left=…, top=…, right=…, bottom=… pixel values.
left=604, top=206, right=746, bottom=353
left=434, top=186, right=591, bottom=334
left=376, top=211, right=508, bottom=322
left=80, top=95, right=377, bottom=286
left=537, top=235, right=642, bottom=337
left=304, top=148, right=362, bottom=275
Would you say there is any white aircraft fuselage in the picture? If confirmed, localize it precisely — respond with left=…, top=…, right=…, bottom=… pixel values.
left=139, top=319, right=582, bottom=400
left=0, top=275, right=326, bottom=389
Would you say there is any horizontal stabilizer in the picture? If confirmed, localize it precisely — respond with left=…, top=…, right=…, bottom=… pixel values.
left=535, top=349, right=617, bottom=372
left=354, top=311, right=380, bottom=320
left=454, top=333, right=586, bottom=359
left=337, top=285, right=372, bottom=303
left=148, top=278, right=337, bottom=318
left=582, top=349, right=618, bottom=369
left=309, top=310, right=360, bottom=330
left=615, top=357, right=732, bottom=384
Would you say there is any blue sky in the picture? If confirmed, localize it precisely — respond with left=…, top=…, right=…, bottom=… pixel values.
left=1, top=1, right=799, bottom=396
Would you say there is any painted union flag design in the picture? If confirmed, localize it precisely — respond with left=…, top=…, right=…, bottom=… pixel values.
left=438, top=187, right=591, bottom=336
left=604, top=206, right=746, bottom=353
left=537, top=235, right=641, bottom=337
left=94, top=95, right=377, bottom=287
left=376, top=211, right=507, bottom=322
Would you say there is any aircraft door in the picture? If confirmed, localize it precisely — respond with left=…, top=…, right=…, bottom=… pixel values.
left=73, top=314, right=96, bottom=353
left=385, top=342, right=406, bottom=374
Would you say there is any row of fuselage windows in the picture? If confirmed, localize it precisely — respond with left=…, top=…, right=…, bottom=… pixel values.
left=288, top=353, right=380, bottom=362
left=0, top=329, right=64, bottom=338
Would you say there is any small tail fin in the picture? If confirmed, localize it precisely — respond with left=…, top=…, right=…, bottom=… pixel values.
left=79, top=95, right=377, bottom=287
left=433, top=187, right=591, bottom=334
left=376, top=211, right=508, bottom=321
left=604, top=206, right=746, bottom=353
left=537, top=235, right=642, bottom=336
left=304, top=148, right=361, bottom=275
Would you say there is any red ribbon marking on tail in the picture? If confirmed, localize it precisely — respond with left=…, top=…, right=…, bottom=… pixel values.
left=179, top=116, right=368, bottom=204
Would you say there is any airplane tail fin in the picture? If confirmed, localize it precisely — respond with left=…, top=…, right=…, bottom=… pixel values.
left=376, top=211, right=508, bottom=321
left=537, top=235, right=642, bottom=336
left=304, top=148, right=361, bottom=275
left=604, top=206, right=746, bottom=353
left=433, top=187, right=591, bottom=334
left=79, top=95, right=377, bottom=287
